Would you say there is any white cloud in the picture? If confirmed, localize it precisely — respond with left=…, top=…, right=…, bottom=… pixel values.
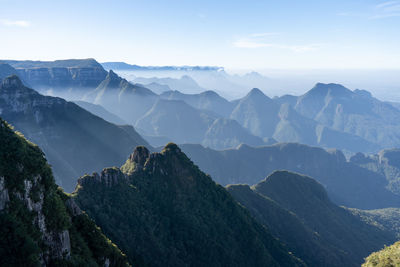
left=1, top=19, right=30, bottom=27
left=371, top=1, right=400, bottom=19
left=233, top=38, right=320, bottom=52
left=337, top=1, right=400, bottom=19
left=251, top=32, right=280, bottom=37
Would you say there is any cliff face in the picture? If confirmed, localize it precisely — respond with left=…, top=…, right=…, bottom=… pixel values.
left=4, top=59, right=107, bottom=92
left=0, top=118, right=128, bottom=266
left=75, top=144, right=302, bottom=267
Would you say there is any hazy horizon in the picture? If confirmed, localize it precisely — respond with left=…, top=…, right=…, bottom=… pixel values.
left=1, top=0, right=400, bottom=69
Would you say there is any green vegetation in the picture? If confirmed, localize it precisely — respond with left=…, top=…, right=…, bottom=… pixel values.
left=363, top=242, right=400, bottom=267
left=228, top=171, right=395, bottom=266
left=0, top=118, right=128, bottom=266
left=74, top=143, right=302, bottom=267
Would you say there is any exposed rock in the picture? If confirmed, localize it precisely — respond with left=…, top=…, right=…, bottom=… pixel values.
left=65, top=198, right=83, bottom=217
left=129, top=146, right=150, bottom=169
left=79, top=168, right=127, bottom=187
left=0, top=176, right=9, bottom=210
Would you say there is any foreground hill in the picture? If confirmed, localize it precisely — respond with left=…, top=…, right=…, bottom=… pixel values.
left=228, top=171, right=395, bottom=266
left=0, top=118, right=128, bottom=266
left=0, top=75, right=150, bottom=191
left=179, top=143, right=400, bottom=209
left=73, top=144, right=301, bottom=267
left=363, top=241, right=400, bottom=267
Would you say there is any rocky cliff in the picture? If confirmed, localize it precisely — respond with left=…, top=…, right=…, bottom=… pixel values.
left=0, top=118, right=128, bottom=266
left=3, top=59, right=107, bottom=94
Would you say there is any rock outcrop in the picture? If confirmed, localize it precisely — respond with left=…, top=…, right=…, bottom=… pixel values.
left=79, top=168, right=127, bottom=187
left=0, top=118, right=128, bottom=266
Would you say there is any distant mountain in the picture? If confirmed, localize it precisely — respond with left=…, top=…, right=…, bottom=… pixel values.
left=0, top=118, right=128, bottom=266
left=139, top=82, right=172, bottom=94
left=179, top=142, right=400, bottom=209
left=73, top=100, right=126, bottom=125
left=1, top=59, right=107, bottom=101
left=102, top=62, right=222, bottom=71
left=136, top=99, right=214, bottom=144
left=294, top=83, right=400, bottom=148
left=85, top=70, right=158, bottom=124
left=136, top=98, right=268, bottom=149
left=231, top=88, right=281, bottom=137
left=133, top=75, right=206, bottom=94
left=160, top=89, right=235, bottom=117
left=350, top=149, right=400, bottom=195
left=73, top=144, right=302, bottom=267
left=230, top=88, right=376, bottom=152
left=0, top=63, right=19, bottom=82
left=203, top=118, right=266, bottom=149
left=349, top=207, right=400, bottom=238
left=228, top=171, right=394, bottom=266
left=0, top=75, right=150, bottom=192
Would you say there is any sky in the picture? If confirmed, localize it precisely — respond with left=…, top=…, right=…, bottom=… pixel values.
left=0, top=0, right=400, bottom=70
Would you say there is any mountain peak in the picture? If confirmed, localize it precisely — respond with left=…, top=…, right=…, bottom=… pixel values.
left=1, top=75, right=23, bottom=88
left=106, top=69, right=121, bottom=81
left=129, top=146, right=150, bottom=167
left=309, top=83, right=352, bottom=97
left=255, top=170, right=330, bottom=204
left=248, top=87, right=266, bottom=97
left=162, top=142, right=182, bottom=154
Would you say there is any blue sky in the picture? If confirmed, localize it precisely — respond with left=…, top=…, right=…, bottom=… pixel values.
left=0, top=0, right=399, bottom=69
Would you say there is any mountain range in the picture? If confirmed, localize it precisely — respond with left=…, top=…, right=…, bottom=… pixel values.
left=178, top=143, right=400, bottom=209
left=5, top=59, right=400, bottom=154
left=0, top=75, right=150, bottom=192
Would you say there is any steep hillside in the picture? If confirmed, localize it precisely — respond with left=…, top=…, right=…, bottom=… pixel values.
left=179, top=143, right=400, bottom=209
left=73, top=144, right=302, bottom=267
left=0, top=75, right=150, bottom=192
left=228, top=171, right=395, bottom=266
left=85, top=70, right=158, bottom=124
left=349, top=207, right=400, bottom=238
left=73, top=100, right=126, bottom=125
left=0, top=118, right=128, bottom=266
left=252, top=171, right=395, bottom=266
